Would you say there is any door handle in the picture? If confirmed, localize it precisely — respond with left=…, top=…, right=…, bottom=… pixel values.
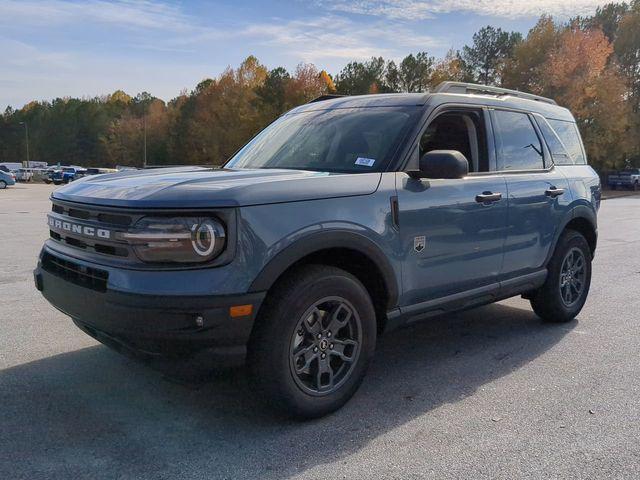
left=475, top=191, right=502, bottom=203
left=545, top=187, right=565, bottom=198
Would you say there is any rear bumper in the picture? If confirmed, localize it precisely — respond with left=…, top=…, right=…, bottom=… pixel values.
left=34, top=246, right=265, bottom=360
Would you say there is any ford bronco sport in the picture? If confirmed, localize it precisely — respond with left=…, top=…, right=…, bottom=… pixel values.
left=35, top=82, right=600, bottom=418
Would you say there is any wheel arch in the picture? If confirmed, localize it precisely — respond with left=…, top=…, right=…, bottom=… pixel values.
left=249, top=231, right=399, bottom=333
left=547, top=205, right=597, bottom=264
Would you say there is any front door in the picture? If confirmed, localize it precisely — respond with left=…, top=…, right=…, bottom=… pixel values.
left=396, top=173, right=508, bottom=306
left=395, top=107, right=508, bottom=306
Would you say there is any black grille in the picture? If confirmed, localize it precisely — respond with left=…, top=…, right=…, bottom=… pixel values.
left=42, top=252, right=108, bottom=292
left=51, top=203, right=133, bottom=227
left=49, top=200, right=134, bottom=258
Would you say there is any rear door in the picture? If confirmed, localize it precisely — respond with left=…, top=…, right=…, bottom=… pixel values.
left=489, top=109, right=571, bottom=279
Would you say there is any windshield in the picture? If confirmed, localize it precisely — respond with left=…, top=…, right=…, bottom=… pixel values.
left=225, top=107, right=416, bottom=173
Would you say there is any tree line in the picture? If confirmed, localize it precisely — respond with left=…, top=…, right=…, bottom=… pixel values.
left=2, top=1, right=639, bottom=172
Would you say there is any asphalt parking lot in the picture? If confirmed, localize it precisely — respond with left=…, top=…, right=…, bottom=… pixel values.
left=1, top=183, right=639, bottom=479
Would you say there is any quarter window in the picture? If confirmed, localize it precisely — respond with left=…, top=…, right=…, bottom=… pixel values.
left=534, top=116, right=572, bottom=164
left=547, top=119, right=586, bottom=165
left=493, top=110, right=544, bottom=170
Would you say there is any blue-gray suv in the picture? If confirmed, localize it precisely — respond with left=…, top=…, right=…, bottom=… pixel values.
left=35, top=83, right=600, bottom=418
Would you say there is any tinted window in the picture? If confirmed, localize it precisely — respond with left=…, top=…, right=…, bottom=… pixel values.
left=534, top=116, right=572, bottom=165
left=493, top=110, right=544, bottom=170
left=226, top=107, right=416, bottom=173
left=547, top=119, right=586, bottom=165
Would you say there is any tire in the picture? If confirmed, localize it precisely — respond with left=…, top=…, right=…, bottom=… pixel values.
left=0, top=180, right=6, bottom=189
left=248, top=265, right=377, bottom=419
left=53, top=181, right=61, bottom=185
left=530, top=229, right=592, bottom=323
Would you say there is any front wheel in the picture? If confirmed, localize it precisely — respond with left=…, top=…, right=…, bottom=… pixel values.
left=248, top=265, right=376, bottom=419
left=530, top=229, right=592, bottom=323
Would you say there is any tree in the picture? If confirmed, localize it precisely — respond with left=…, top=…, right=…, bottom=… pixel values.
left=397, top=52, right=435, bottom=92
left=545, top=27, right=631, bottom=169
left=577, top=2, right=630, bottom=42
left=429, top=49, right=473, bottom=88
left=462, top=26, right=522, bottom=85
left=334, top=57, right=393, bottom=94
left=286, top=63, right=331, bottom=105
left=502, top=16, right=561, bottom=93
left=615, top=6, right=640, bottom=110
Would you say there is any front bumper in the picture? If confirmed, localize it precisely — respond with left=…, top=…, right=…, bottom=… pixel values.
left=34, top=246, right=265, bottom=359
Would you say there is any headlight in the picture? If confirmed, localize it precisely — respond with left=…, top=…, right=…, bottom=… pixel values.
left=118, top=217, right=226, bottom=263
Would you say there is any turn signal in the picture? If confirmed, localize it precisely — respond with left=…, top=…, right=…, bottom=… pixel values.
left=230, top=304, right=253, bottom=318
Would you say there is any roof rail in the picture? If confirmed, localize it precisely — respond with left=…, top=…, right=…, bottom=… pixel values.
left=308, top=94, right=346, bottom=103
left=433, top=82, right=557, bottom=105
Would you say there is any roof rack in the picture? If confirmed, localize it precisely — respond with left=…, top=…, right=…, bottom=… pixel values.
left=308, top=94, right=346, bottom=103
left=433, top=82, right=557, bottom=105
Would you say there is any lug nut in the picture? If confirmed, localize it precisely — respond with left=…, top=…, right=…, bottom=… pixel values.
left=321, top=353, right=326, bottom=359
left=317, top=333, right=322, bottom=339
left=313, top=347, right=318, bottom=353
left=329, top=343, right=334, bottom=349
left=327, top=331, right=332, bottom=337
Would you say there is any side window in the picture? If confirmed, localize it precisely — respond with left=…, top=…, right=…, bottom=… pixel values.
left=493, top=110, right=544, bottom=171
left=534, top=116, right=572, bottom=165
left=547, top=119, right=587, bottom=165
left=418, top=110, right=489, bottom=173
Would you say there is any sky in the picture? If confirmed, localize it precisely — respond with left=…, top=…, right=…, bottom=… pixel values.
left=0, top=0, right=616, bottom=110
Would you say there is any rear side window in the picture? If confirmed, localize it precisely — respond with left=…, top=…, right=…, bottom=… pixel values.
left=547, top=119, right=586, bottom=165
left=534, top=116, right=573, bottom=165
left=493, top=110, right=544, bottom=170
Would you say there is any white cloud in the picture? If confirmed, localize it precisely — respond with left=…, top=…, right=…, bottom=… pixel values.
left=0, top=0, right=195, bottom=31
left=233, top=15, right=445, bottom=62
left=321, top=0, right=614, bottom=21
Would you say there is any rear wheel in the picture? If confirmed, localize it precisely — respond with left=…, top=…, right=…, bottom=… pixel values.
left=530, top=229, right=592, bottom=323
left=248, top=265, right=376, bottom=419
left=0, top=180, right=6, bottom=189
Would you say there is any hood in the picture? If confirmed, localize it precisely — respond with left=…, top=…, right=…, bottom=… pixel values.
left=51, top=167, right=382, bottom=208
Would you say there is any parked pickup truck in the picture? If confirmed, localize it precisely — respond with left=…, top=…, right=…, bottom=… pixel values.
left=51, top=167, right=87, bottom=185
left=607, top=168, right=640, bottom=190
left=35, top=82, right=600, bottom=418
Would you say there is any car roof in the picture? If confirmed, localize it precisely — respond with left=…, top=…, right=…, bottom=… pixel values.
left=290, top=93, right=430, bottom=113
left=291, top=88, right=574, bottom=122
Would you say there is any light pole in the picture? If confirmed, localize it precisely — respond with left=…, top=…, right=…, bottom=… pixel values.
left=19, top=121, right=30, bottom=167
left=142, top=111, right=147, bottom=169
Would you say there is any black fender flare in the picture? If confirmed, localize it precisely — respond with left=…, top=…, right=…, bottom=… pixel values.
left=248, top=230, right=399, bottom=309
left=546, top=205, right=598, bottom=264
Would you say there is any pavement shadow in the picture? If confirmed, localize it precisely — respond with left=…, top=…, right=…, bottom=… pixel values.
left=0, top=302, right=574, bottom=479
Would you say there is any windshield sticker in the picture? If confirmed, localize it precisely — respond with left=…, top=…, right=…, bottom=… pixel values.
left=355, top=157, right=376, bottom=167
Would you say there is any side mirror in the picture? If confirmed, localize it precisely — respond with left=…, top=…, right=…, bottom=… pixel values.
left=408, top=150, right=469, bottom=179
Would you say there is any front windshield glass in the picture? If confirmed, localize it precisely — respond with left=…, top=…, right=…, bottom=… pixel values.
left=225, top=107, right=416, bottom=173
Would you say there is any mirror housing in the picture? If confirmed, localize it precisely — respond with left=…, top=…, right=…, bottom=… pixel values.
left=408, top=150, right=469, bottom=179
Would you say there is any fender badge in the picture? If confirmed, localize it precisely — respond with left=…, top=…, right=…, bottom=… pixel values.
left=414, top=236, right=426, bottom=252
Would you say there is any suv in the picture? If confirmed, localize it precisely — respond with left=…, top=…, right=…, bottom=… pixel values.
left=35, top=83, right=600, bottom=418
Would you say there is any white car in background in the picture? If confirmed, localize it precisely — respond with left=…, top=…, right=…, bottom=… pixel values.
left=14, top=168, right=34, bottom=182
